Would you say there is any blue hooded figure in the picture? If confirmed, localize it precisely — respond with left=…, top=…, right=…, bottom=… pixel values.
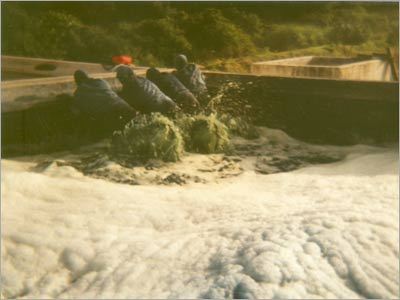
left=116, top=65, right=178, bottom=114
left=73, top=70, right=135, bottom=122
left=146, top=67, right=199, bottom=112
left=173, top=54, right=208, bottom=100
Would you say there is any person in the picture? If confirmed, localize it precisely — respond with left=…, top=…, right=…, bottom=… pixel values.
left=173, top=54, right=208, bottom=102
left=116, top=65, right=178, bottom=114
left=72, top=70, right=136, bottom=132
left=146, top=67, right=199, bottom=112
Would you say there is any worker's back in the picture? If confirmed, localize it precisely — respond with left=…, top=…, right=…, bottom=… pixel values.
left=73, top=70, right=135, bottom=130
left=117, top=66, right=177, bottom=114
left=173, top=55, right=207, bottom=101
left=74, top=78, right=120, bottom=115
left=146, top=68, right=199, bottom=112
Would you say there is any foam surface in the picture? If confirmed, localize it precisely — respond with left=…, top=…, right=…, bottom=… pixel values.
left=2, top=129, right=398, bottom=299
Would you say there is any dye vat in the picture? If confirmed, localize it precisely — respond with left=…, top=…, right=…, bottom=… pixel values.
left=251, top=56, right=395, bottom=81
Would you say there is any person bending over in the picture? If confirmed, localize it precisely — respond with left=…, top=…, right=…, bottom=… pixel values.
left=116, top=65, right=178, bottom=114
left=146, top=67, right=199, bottom=113
left=73, top=69, right=136, bottom=133
left=173, top=54, right=208, bottom=103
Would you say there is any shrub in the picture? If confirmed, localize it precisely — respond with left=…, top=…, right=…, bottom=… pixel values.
left=66, top=25, right=133, bottom=63
left=34, top=11, right=84, bottom=59
left=327, top=24, right=371, bottom=46
left=222, top=8, right=266, bottom=47
left=264, top=25, right=327, bottom=51
left=184, top=9, right=256, bottom=59
left=326, top=6, right=372, bottom=46
left=126, top=18, right=192, bottom=66
left=1, top=3, right=41, bottom=56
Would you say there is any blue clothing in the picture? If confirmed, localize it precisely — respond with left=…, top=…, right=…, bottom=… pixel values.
left=147, top=70, right=199, bottom=110
left=174, top=64, right=207, bottom=98
left=74, top=78, right=134, bottom=119
left=120, top=76, right=177, bottom=113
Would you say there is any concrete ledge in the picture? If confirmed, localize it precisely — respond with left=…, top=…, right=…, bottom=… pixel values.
left=1, top=73, right=120, bottom=113
left=251, top=56, right=394, bottom=81
left=2, top=55, right=113, bottom=79
left=1, top=55, right=151, bottom=80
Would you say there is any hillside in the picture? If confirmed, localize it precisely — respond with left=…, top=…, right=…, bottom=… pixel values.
left=2, top=2, right=399, bottom=72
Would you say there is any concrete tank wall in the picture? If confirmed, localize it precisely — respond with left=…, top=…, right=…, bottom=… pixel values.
left=339, top=59, right=393, bottom=81
left=1, top=55, right=112, bottom=79
left=251, top=56, right=394, bottom=81
left=1, top=55, right=149, bottom=80
left=1, top=73, right=123, bottom=113
left=205, top=72, right=398, bottom=145
left=2, top=70, right=398, bottom=157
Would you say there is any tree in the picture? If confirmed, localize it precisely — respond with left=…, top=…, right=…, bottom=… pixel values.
left=184, top=9, right=256, bottom=59
left=326, top=6, right=372, bottom=45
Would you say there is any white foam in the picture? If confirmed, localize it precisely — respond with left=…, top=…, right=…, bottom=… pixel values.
left=1, top=131, right=399, bottom=299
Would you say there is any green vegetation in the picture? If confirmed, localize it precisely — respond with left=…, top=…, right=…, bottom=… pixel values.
left=112, top=113, right=184, bottom=162
left=218, top=114, right=260, bottom=140
left=112, top=112, right=233, bottom=162
left=176, top=114, right=231, bottom=154
left=2, top=2, right=398, bottom=71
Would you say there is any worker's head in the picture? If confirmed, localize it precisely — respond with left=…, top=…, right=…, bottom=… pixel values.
left=174, top=54, right=188, bottom=70
left=116, top=65, right=135, bottom=84
left=74, top=70, right=90, bottom=85
left=146, top=67, right=161, bottom=82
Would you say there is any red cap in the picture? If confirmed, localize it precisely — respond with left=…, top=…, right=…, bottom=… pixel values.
left=112, top=55, right=133, bottom=65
